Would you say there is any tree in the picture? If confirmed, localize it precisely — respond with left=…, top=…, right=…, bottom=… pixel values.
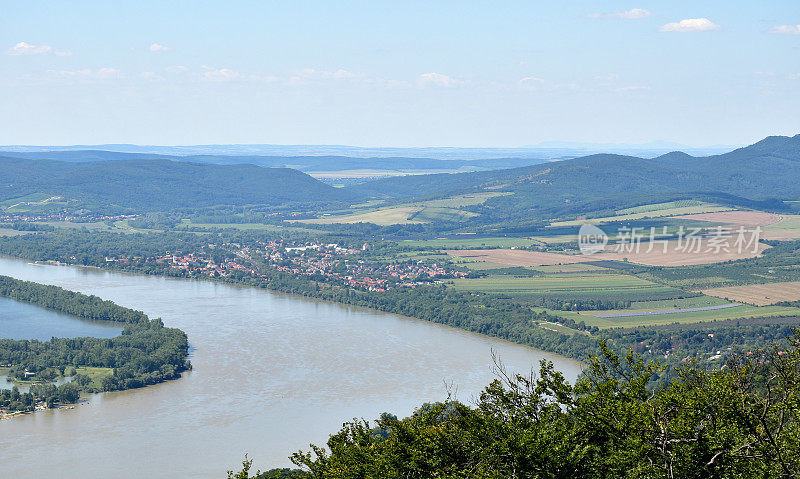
left=276, top=332, right=800, bottom=478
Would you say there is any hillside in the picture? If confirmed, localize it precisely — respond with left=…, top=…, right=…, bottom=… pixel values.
left=2, top=150, right=549, bottom=173
left=349, top=135, right=800, bottom=216
left=0, top=157, right=353, bottom=211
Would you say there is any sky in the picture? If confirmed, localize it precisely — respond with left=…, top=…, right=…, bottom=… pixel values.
left=2, top=1, right=799, bottom=147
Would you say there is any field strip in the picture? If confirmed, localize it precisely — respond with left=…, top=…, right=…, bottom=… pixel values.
left=762, top=214, right=800, bottom=240
left=593, top=303, right=742, bottom=318
left=550, top=205, right=732, bottom=227
left=447, top=242, right=769, bottom=267
left=671, top=210, right=782, bottom=227
left=701, top=281, right=800, bottom=306
left=446, top=249, right=588, bottom=266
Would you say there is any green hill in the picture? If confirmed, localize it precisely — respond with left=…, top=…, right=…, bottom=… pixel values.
left=0, top=157, right=354, bottom=211
left=348, top=134, right=800, bottom=218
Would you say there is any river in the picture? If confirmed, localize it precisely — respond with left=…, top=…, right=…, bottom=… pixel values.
left=0, top=255, right=583, bottom=478
left=0, top=296, right=122, bottom=341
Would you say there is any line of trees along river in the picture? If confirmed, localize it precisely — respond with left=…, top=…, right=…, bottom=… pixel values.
left=0, top=274, right=190, bottom=412
left=0, top=254, right=584, bottom=478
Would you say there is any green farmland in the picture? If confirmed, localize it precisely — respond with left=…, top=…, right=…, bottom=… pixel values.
left=533, top=304, right=800, bottom=329
left=402, top=236, right=543, bottom=249
left=451, top=273, right=690, bottom=302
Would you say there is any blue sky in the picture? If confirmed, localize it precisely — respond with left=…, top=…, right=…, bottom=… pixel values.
left=2, top=1, right=799, bottom=147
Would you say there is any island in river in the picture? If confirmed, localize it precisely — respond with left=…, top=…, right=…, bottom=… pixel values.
left=0, top=274, right=190, bottom=416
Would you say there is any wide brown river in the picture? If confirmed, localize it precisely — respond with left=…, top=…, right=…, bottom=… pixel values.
left=0, top=255, right=583, bottom=478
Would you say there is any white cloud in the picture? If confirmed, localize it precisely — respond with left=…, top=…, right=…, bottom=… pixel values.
left=788, top=73, right=800, bottom=80
left=587, top=8, right=650, bottom=19
left=330, top=69, right=358, bottom=79
left=149, top=43, right=169, bottom=52
left=202, top=67, right=240, bottom=81
left=54, top=50, right=72, bottom=57
left=770, top=24, right=800, bottom=35
left=140, top=71, right=165, bottom=81
left=615, top=8, right=651, bottom=19
left=166, top=65, right=189, bottom=73
left=418, top=72, right=460, bottom=88
left=288, top=68, right=364, bottom=85
left=96, top=67, right=122, bottom=79
left=47, top=69, right=92, bottom=79
left=660, top=18, right=720, bottom=32
left=47, top=68, right=122, bottom=80
left=618, top=85, right=651, bottom=91
left=7, top=42, right=52, bottom=55
left=519, top=76, right=545, bottom=90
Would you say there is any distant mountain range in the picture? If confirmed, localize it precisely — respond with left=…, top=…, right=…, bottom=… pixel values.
left=529, top=140, right=739, bottom=152
left=349, top=134, right=800, bottom=216
left=0, top=150, right=551, bottom=173
left=0, top=142, right=735, bottom=160
left=1, top=135, right=797, bottom=216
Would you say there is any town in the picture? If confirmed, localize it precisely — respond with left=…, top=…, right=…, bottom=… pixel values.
left=104, top=240, right=469, bottom=292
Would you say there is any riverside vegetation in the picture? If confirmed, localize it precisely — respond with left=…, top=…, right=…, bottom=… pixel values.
left=2, top=230, right=798, bottom=384
left=0, top=275, right=190, bottom=414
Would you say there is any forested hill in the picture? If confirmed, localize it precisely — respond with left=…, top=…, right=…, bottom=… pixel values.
left=349, top=134, right=800, bottom=204
left=2, top=149, right=549, bottom=172
left=0, top=156, right=354, bottom=210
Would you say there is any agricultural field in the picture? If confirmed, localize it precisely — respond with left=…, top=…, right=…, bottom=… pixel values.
left=701, top=281, right=800, bottom=306
left=529, top=263, right=609, bottom=273
left=532, top=303, right=800, bottom=329
left=420, top=192, right=511, bottom=208
left=402, top=236, right=543, bottom=249
left=671, top=210, right=782, bottom=227
left=450, top=273, right=686, bottom=302
left=586, top=304, right=800, bottom=329
left=448, top=239, right=769, bottom=268
left=629, top=296, right=731, bottom=310
left=0, top=228, right=28, bottom=237
left=179, top=220, right=321, bottom=234
left=408, top=207, right=478, bottom=222
left=527, top=234, right=579, bottom=244
left=447, top=249, right=587, bottom=266
left=615, top=200, right=706, bottom=215
left=763, top=214, right=800, bottom=240
left=298, top=206, right=427, bottom=225
left=550, top=202, right=731, bottom=227
left=448, top=257, right=515, bottom=271
left=297, top=192, right=504, bottom=226
left=640, top=241, right=800, bottom=290
left=589, top=240, right=770, bottom=266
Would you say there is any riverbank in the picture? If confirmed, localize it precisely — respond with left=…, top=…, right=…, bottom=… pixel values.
left=0, top=274, right=191, bottom=402
left=1, top=400, right=82, bottom=421
left=20, top=256, right=596, bottom=363
left=0, top=254, right=585, bottom=478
